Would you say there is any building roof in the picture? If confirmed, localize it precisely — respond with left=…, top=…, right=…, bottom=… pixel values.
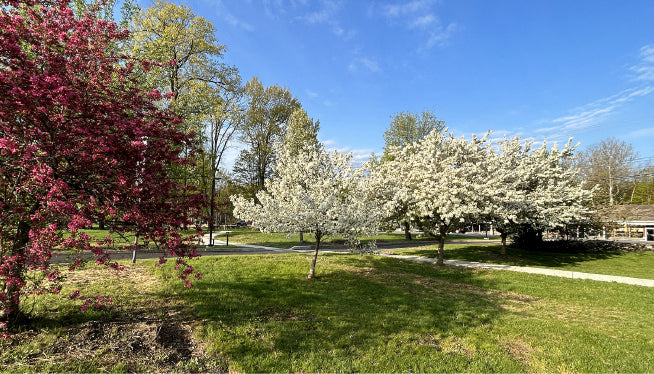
left=599, top=205, right=654, bottom=224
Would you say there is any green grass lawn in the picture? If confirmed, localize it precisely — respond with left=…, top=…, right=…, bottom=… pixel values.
left=4, top=248, right=653, bottom=372
left=154, top=253, right=654, bottom=373
left=391, top=243, right=654, bottom=279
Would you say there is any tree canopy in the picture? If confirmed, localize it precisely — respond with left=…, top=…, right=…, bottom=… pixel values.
left=232, top=77, right=301, bottom=196
left=0, top=0, right=203, bottom=330
left=232, top=139, right=383, bottom=279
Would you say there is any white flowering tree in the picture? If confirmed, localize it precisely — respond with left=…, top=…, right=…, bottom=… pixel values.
left=486, top=137, right=593, bottom=252
left=513, top=139, right=593, bottom=245
left=484, top=136, right=533, bottom=253
left=372, top=129, right=494, bottom=265
left=231, top=141, right=383, bottom=279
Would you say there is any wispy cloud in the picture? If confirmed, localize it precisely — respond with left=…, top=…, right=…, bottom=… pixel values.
left=521, top=45, right=654, bottom=148
left=410, top=14, right=436, bottom=29
left=206, top=0, right=255, bottom=32
left=349, top=57, right=381, bottom=73
left=379, top=0, right=457, bottom=50
left=382, top=0, right=435, bottom=17
left=223, top=14, right=254, bottom=31
left=631, top=44, right=654, bottom=81
left=297, top=0, right=355, bottom=39
left=305, top=89, right=319, bottom=98
left=624, top=126, right=654, bottom=139
left=540, top=86, right=654, bottom=134
left=422, top=23, right=458, bottom=50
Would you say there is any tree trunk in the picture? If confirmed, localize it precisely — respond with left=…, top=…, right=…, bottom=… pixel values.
left=436, top=225, right=447, bottom=265
left=3, top=221, right=30, bottom=325
left=500, top=232, right=507, bottom=255
left=403, top=220, right=412, bottom=240
left=299, top=231, right=304, bottom=244
left=131, top=234, right=138, bottom=264
left=307, top=230, right=322, bottom=279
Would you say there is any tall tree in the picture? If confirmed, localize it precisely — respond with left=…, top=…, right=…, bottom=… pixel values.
left=129, top=0, right=242, bottom=227
left=233, top=77, right=301, bottom=195
left=201, top=81, right=244, bottom=243
left=382, top=110, right=445, bottom=156
left=630, top=166, right=654, bottom=204
left=0, top=0, right=202, bottom=330
left=381, top=110, right=445, bottom=239
left=283, top=108, right=320, bottom=155
left=129, top=0, right=240, bottom=136
left=577, top=137, right=638, bottom=207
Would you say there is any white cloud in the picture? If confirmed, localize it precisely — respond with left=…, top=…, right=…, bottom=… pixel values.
left=410, top=14, right=436, bottom=29
left=624, top=126, right=654, bottom=139
left=379, top=0, right=456, bottom=50
left=224, top=14, right=254, bottom=31
left=204, top=0, right=254, bottom=32
left=349, top=57, right=381, bottom=73
left=297, top=0, right=355, bottom=39
left=382, top=0, right=435, bottom=18
left=423, top=22, right=458, bottom=50
left=324, top=143, right=375, bottom=168
left=305, top=89, right=319, bottom=98
left=631, top=44, right=654, bottom=81
left=544, top=86, right=654, bottom=134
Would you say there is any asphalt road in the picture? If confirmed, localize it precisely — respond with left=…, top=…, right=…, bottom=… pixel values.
left=51, top=238, right=500, bottom=263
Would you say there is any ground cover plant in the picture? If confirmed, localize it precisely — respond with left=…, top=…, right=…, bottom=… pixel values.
left=392, top=243, right=654, bottom=279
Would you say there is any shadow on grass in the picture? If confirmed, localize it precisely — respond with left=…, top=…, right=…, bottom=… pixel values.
left=165, top=254, right=520, bottom=372
left=400, top=244, right=628, bottom=268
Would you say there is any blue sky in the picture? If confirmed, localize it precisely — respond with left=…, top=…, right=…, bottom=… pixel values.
left=138, top=0, right=654, bottom=167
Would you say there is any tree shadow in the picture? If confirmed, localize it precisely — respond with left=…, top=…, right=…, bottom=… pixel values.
left=400, top=244, right=628, bottom=268
left=170, top=254, right=522, bottom=372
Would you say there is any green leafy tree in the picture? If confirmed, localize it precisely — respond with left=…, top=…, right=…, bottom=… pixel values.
left=129, top=0, right=240, bottom=136
left=233, top=77, right=301, bottom=195
left=382, top=110, right=445, bottom=157
left=283, top=108, right=320, bottom=156
left=201, top=82, right=244, bottom=240
left=629, top=165, right=654, bottom=205
left=129, top=0, right=242, bottom=224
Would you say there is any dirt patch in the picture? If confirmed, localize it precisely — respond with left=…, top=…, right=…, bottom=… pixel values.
left=1, top=265, right=227, bottom=373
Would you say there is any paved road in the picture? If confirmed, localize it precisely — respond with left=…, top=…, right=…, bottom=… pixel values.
left=207, top=238, right=654, bottom=288
left=53, top=236, right=654, bottom=288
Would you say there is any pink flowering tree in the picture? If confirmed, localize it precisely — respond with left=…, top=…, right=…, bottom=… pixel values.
left=0, top=0, right=204, bottom=332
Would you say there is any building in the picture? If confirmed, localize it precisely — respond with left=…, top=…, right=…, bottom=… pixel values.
left=598, top=205, right=654, bottom=241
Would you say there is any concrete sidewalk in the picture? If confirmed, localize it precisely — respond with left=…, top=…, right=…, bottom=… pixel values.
left=381, top=254, right=654, bottom=288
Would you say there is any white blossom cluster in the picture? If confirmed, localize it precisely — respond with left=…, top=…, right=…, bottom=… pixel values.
left=231, top=142, right=384, bottom=246
left=232, top=127, right=592, bottom=269
left=483, top=136, right=593, bottom=248
left=367, top=129, right=495, bottom=236
left=366, top=129, right=592, bottom=262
